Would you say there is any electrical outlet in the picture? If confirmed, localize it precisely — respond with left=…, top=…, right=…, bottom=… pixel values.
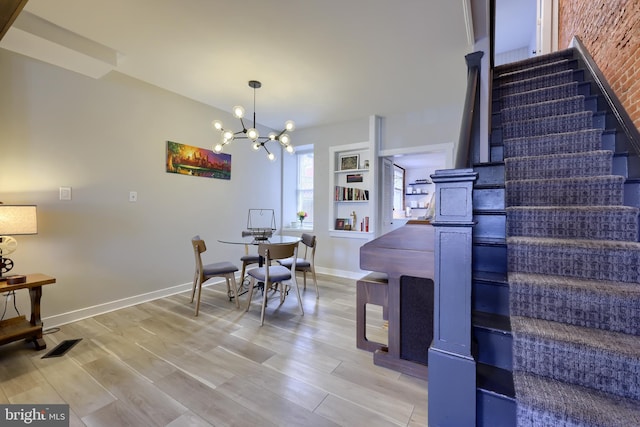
left=59, top=186, right=72, bottom=201
left=129, top=191, right=138, bottom=202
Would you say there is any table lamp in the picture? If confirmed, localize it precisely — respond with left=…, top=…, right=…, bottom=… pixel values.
left=0, top=204, right=38, bottom=281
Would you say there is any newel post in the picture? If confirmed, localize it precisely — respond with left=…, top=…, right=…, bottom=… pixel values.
left=428, top=168, right=478, bottom=427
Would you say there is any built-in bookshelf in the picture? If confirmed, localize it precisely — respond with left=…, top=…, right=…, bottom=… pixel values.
left=329, top=141, right=374, bottom=239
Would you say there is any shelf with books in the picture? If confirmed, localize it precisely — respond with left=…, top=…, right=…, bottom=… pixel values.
left=329, top=141, right=374, bottom=238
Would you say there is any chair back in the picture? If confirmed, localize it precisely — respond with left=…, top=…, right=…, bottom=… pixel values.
left=257, top=241, right=298, bottom=264
left=191, top=236, right=207, bottom=280
left=300, top=233, right=316, bottom=261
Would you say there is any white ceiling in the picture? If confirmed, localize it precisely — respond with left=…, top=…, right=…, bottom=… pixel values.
left=2, top=0, right=475, bottom=132
left=1, top=0, right=536, bottom=142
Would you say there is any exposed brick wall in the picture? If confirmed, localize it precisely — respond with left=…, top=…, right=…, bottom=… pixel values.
left=558, top=0, right=640, bottom=132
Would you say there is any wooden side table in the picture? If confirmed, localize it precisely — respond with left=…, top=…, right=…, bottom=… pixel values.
left=0, top=273, right=56, bottom=350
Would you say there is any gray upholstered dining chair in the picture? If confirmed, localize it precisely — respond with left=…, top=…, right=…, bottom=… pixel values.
left=278, top=233, right=319, bottom=298
left=191, top=236, right=239, bottom=316
left=245, top=241, right=304, bottom=326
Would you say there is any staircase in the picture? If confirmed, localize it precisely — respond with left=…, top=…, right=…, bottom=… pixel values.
left=473, top=48, right=640, bottom=426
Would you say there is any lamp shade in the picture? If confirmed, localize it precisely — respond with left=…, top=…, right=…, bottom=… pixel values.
left=0, top=205, right=38, bottom=235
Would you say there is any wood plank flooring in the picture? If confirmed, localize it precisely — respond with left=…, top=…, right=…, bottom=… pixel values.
left=0, top=274, right=428, bottom=426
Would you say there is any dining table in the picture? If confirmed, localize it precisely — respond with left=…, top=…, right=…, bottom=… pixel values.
left=218, top=233, right=301, bottom=299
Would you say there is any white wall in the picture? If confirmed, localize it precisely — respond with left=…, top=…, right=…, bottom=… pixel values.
left=293, top=80, right=465, bottom=278
left=0, top=40, right=467, bottom=322
left=0, top=49, right=282, bottom=324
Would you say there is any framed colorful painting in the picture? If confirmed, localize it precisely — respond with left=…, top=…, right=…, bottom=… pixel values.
left=166, top=141, right=231, bottom=180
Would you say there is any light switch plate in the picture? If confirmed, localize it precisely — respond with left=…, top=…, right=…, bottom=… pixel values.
left=59, top=186, right=72, bottom=201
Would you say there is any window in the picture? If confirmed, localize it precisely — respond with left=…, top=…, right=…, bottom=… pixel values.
left=283, top=144, right=313, bottom=229
left=297, top=149, right=314, bottom=226
left=393, top=164, right=405, bottom=217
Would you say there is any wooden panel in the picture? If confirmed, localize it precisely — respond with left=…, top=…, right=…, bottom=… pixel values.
left=0, top=0, right=28, bottom=41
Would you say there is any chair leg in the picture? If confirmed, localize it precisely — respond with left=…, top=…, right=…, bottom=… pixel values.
left=240, top=262, right=247, bottom=285
left=302, top=271, right=307, bottom=290
left=190, top=271, right=198, bottom=303
left=194, top=278, right=203, bottom=317
left=246, top=277, right=255, bottom=312
left=291, top=275, right=304, bottom=316
left=229, top=274, right=239, bottom=308
left=311, top=267, right=319, bottom=299
left=260, top=280, right=269, bottom=326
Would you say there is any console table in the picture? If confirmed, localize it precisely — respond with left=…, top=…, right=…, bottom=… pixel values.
left=0, top=273, right=56, bottom=350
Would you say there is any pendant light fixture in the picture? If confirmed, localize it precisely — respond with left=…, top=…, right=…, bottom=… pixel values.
left=212, top=80, right=295, bottom=161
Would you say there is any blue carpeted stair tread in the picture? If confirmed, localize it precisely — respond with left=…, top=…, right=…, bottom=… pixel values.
left=506, top=205, right=640, bottom=241
left=512, top=316, right=640, bottom=400
left=501, top=82, right=579, bottom=109
left=501, top=95, right=586, bottom=123
left=505, top=150, right=613, bottom=180
left=503, top=129, right=603, bottom=158
left=514, top=372, right=640, bottom=427
left=505, top=175, right=625, bottom=207
left=503, top=111, right=594, bottom=139
left=508, top=236, right=640, bottom=283
left=496, top=58, right=573, bottom=84
left=495, top=49, right=574, bottom=75
left=509, top=272, right=640, bottom=336
left=495, top=70, right=576, bottom=98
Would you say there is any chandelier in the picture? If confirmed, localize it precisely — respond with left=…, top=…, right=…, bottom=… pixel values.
left=212, top=80, right=295, bottom=161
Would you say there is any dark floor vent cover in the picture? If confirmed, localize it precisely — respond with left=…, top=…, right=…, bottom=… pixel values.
left=41, top=339, right=82, bottom=358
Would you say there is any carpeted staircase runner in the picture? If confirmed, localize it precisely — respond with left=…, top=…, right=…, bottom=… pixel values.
left=495, top=48, right=640, bottom=426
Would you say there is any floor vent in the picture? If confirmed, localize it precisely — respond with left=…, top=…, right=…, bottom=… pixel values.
left=41, top=339, right=82, bottom=358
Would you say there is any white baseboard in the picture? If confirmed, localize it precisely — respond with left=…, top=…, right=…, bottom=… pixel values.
left=43, top=281, right=196, bottom=329
left=43, top=269, right=366, bottom=328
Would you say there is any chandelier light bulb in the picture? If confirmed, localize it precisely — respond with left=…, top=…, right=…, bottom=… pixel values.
left=232, top=105, right=245, bottom=119
left=284, top=120, right=295, bottom=132
left=213, top=143, right=223, bottom=153
left=267, top=152, right=276, bottom=161
left=268, top=132, right=277, bottom=140
left=247, top=128, right=259, bottom=141
left=222, top=130, right=234, bottom=141
left=285, top=144, right=295, bottom=154
left=212, top=120, right=223, bottom=130
left=279, top=134, right=291, bottom=145
left=252, top=142, right=261, bottom=151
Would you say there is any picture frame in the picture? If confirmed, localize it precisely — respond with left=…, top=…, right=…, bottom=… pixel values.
left=346, top=174, right=363, bottom=183
left=340, top=154, right=359, bottom=171
left=335, top=218, right=346, bottom=230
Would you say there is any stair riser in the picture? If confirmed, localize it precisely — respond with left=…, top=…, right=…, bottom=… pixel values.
left=474, top=327, right=513, bottom=370
left=477, top=390, right=516, bottom=427
left=474, top=163, right=505, bottom=186
left=474, top=214, right=506, bottom=240
left=473, top=244, right=507, bottom=274
left=473, top=280, right=510, bottom=316
left=473, top=188, right=505, bottom=210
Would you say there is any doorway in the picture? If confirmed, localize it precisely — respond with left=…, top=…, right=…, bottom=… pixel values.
left=380, top=150, right=448, bottom=235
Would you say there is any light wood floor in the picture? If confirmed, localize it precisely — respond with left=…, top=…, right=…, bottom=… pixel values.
left=0, top=274, right=427, bottom=426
